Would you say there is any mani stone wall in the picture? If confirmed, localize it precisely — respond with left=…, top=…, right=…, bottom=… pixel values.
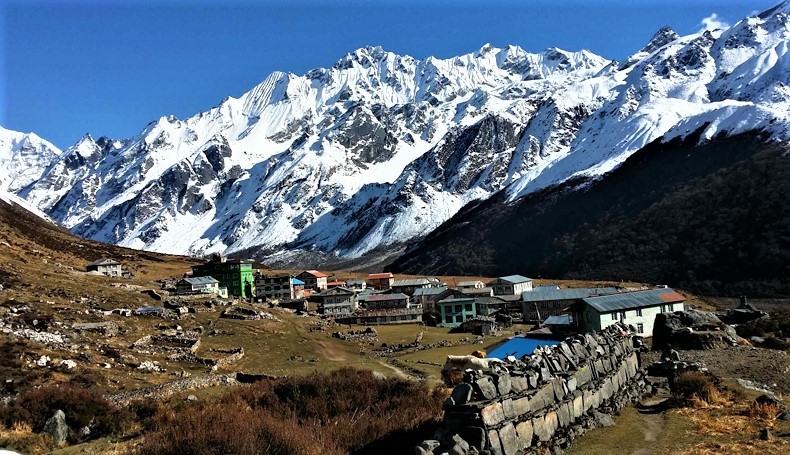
left=419, top=325, right=648, bottom=455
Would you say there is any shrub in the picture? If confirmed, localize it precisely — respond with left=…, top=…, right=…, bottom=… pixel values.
left=442, top=367, right=465, bottom=388
left=0, top=384, right=133, bottom=443
left=672, top=371, right=723, bottom=405
left=139, top=368, right=445, bottom=455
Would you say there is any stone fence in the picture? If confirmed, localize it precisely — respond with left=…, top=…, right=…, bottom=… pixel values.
left=418, top=324, right=648, bottom=455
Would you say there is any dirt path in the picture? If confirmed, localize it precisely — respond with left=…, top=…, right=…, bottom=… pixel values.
left=632, top=398, right=669, bottom=455
left=317, top=340, right=347, bottom=362
left=377, top=360, right=412, bottom=380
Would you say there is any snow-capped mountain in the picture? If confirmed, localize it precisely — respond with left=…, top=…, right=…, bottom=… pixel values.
left=6, top=1, right=790, bottom=265
left=0, top=126, right=61, bottom=193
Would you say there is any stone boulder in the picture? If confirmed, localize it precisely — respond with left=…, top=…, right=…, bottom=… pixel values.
left=43, top=409, right=68, bottom=446
left=652, top=310, right=745, bottom=350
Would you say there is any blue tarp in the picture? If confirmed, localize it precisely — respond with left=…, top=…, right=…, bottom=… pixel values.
left=485, top=337, right=559, bottom=359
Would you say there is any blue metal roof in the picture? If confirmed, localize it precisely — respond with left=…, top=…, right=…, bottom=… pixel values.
left=291, top=278, right=305, bottom=285
left=486, top=337, right=559, bottom=359
left=522, top=287, right=618, bottom=302
left=583, top=288, right=685, bottom=313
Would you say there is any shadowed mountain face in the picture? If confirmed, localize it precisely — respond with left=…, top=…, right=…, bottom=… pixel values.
left=387, top=132, right=790, bottom=297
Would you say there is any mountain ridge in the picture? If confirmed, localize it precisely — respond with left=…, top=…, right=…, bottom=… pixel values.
left=2, top=1, right=790, bottom=272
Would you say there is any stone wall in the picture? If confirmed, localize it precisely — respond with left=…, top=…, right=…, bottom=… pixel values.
left=419, top=324, right=648, bottom=454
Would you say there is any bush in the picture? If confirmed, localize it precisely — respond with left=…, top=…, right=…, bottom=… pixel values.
left=139, top=368, right=445, bottom=455
left=0, top=384, right=132, bottom=443
left=672, top=371, right=722, bottom=405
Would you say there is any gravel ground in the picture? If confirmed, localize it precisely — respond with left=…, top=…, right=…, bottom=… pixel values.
left=641, top=346, right=790, bottom=395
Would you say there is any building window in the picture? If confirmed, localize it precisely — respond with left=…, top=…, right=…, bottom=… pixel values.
left=667, top=304, right=673, bottom=312
left=620, top=311, right=626, bottom=320
left=611, top=313, right=617, bottom=321
left=465, top=304, right=472, bottom=312
left=636, top=308, right=643, bottom=317
left=660, top=305, right=666, bottom=313
left=454, top=305, right=462, bottom=313
left=636, top=323, right=644, bottom=333
left=445, top=314, right=453, bottom=324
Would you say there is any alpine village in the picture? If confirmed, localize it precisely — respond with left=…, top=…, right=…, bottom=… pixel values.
left=1, top=2, right=790, bottom=455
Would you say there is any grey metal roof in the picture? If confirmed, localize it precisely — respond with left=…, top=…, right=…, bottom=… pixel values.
left=457, top=280, right=483, bottom=287
left=317, top=287, right=355, bottom=296
left=474, top=296, right=506, bottom=305
left=544, top=314, right=572, bottom=325
left=461, top=287, right=493, bottom=295
left=413, top=286, right=448, bottom=296
left=583, top=288, right=685, bottom=313
left=522, top=287, right=618, bottom=302
left=491, top=275, right=532, bottom=284
left=366, top=293, right=409, bottom=301
left=182, top=276, right=219, bottom=285
left=346, top=279, right=366, bottom=285
left=437, top=297, right=475, bottom=304
left=392, top=278, right=434, bottom=287
left=87, top=258, right=120, bottom=266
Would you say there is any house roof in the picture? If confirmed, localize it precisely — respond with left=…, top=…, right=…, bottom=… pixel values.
left=489, top=275, right=532, bottom=284
left=87, top=258, right=120, bottom=267
left=317, top=287, right=355, bottom=296
left=413, top=286, right=448, bottom=296
left=474, top=296, right=506, bottom=305
left=182, top=276, right=219, bottom=285
left=367, top=273, right=394, bottom=279
left=327, top=281, right=346, bottom=286
left=544, top=314, right=572, bottom=326
left=301, top=270, right=328, bottom=278
left=457, top=280, right=483, bottom=287
left=346, top=279, right=366, bottom=285
left=583, top=288, right=685, bottom=313
left=522, top=287, right=618, bottom=302
left=366, top=293, right=409, bottom=301
left=437, top=297, right=475, bottom=304
left=393, top=278, right=435, bottom=287
left=291, top=278, right=305, bottom=285
left=461, top=287, right=494, bottom=295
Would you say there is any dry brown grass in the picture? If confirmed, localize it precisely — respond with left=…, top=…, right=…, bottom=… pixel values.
left=138, top=368, right=445, bottom=455
left=0, top=420, right=53, bottom=454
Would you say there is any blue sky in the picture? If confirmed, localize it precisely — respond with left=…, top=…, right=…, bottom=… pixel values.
left=1, top=0, right=779, bottom=149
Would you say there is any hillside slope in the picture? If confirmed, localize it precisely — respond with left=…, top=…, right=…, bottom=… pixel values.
left=388, top=132, right=790, bottom=296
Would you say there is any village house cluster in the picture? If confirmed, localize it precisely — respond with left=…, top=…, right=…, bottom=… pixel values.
left=85, top=255, right=685, bottom=337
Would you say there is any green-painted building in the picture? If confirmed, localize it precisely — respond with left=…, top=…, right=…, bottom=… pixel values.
left=436, top=297, right=476, bottom=328
left=192, top=258, right=254, bottom=298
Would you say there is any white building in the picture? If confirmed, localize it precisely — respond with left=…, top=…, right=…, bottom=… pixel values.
left=487, top=275, right=533, bottom=296
left=176, top=276, right=228, bottom=298
left=577, top=288, right=686, bottom=337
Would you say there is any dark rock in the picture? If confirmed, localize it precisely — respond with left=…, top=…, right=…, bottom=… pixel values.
left=451, top=383, right=474, bottom=406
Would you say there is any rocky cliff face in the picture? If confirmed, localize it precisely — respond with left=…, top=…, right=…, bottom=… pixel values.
left=4, top=2, right=790, bottom=266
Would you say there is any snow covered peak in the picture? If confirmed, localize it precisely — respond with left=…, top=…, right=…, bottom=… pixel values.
left=0, top=125, right=61, bottom=192
left=8, top=2, right=790, bottom=265
left=643, top=26, right=680, bottom=54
